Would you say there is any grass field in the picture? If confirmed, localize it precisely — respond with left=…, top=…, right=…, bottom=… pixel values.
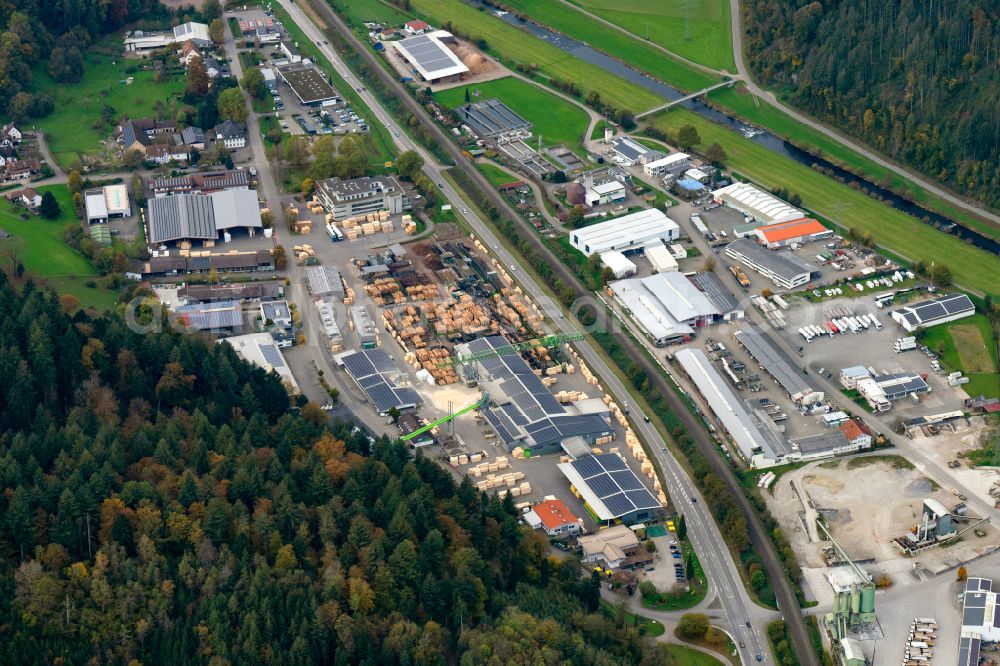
left=476, top=161, right=519, bottom=188
left=567, top=0, right=734, bottom=72
left=649, top=109, right=1000, bottom=296
left=331, top=0, right=412, bottom=30
left=409, top=0, right=662, bottom=112
left=665, top=644, right=725, bottom=666
left=0, top=186, right=117, bottom=311
left=493, top=0, right=720, bottom=90
left=708, top=86, right=1000, bottom=242
left=434, top=77, right=590, bottom=150
left=20, top=47, right=185, bottom=170
left=921, top=314, right=1000, bottom=399
left=599, top=601, right=665, bottom=637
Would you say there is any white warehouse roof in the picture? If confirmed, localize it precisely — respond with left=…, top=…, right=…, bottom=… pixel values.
left=645, top=244, right=678, bottom=272
left=570, top=208, right=679, bottom=256
left=392, top=31, right=469, bottom=81
left=644, top=152, right=689, bottom=170
left=713, top=182, right=803, bottom=224
left=600, top=251, right=636, bottom=278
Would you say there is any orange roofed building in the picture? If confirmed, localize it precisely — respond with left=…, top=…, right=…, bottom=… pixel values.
left=839, top=419, right=873, bottom=450
left=524, top=499, right=581, bottom=537
left=753, top=218, right=833, bottom=248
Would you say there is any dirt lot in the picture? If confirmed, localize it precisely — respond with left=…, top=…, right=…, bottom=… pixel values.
left=766, top=456, right=999, bottom=605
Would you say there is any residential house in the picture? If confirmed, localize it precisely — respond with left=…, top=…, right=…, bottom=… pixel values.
left=0, top=123, right=21, bottom=149
left=4, top=158, right=41, bottom=181
left=403, top=20, right=430, bottom=35
left=5, top=187, right=41, bottom=208
left=524, top=499, right=581, bottom=538
left=839, top=419, right=873, bottom=450
left=119, top=120, right=150, bottom=153
left=145, top=144, right=190, bottom=165
left=261, top=300, right=293, bottom=328
left=214, top=121, right=246, bottom=149
left=0, top=146, right=16, bottom=165
left=203, top=56, right=221, bottom=79
left=179, top=41, right=201, bottom=66
left=577, top=526, right=647, bottom=570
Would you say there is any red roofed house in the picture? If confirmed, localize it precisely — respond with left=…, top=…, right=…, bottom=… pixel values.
left=839, top=419, right=872, bottom=451
left=403, top=20, right=430, bottom=35
left=524, top=499, right=581, bottom=537
left=753, top=218, right=833, bottom=249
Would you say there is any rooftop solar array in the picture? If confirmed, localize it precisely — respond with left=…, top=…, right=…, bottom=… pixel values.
left=259, top=343, right=285, bottom=369
left=958, top=636, right=980, bottom=666
left=559, top=454, right=659, bottom=520
left=458, top=99, right=531, bottom=138
left=393, top=33, right=468, bottom=80
left=339, top=349, right=420, bottom=414
left=612, top=137, right=648, bottom=162
left=689, top=271, right=739, bottom=314
left=894, top=293, right=974, bottom=327
left=463, top=336, right=610, bottom=450
left=175, top=300, right=243, bottom=330
left=875, top=372, right=929, bottom=400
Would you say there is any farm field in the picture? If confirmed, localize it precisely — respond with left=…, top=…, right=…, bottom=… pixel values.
left=0, top=186, right=117, bottom=311
left=921, top=314, right=1000, bottom=399
left=665, top=644, right=725, bottom=666
left=494, top=0, right=720, bottom=90
left=330, top=0, right=412, bottom=30
left=708, top=86, right=1000, bottom=242
left=409, top=0, right=663, bottom=112
left=434, top=77, right=590, bottom=150
left=476, top=161, right=519, bottom=188
left=24, top=48, right=186, bottom=170
left=648, top=109, right=1000, bottom=296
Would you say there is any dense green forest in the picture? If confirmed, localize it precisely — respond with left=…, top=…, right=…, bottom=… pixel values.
left=0, top=276, right=674, bottom=665
left=0, top=0, right=214, bottom=122
left=743, top=0, right=999, bottom=209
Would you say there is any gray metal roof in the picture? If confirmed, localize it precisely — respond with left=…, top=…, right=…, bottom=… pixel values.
left=725, top=238, right=814, bottom=283
left=689, top=271, right=740, bottom=314
left=734, top=326, right=816, bottom=401
left=457, top=98, right=531, bottom=138
left=147, top=190, right=261, bottom=244
left=175, top=300, right=243, bottom=330
left=304, top=265, right=344, bottom=296
left=557, top=453, right=660, bottom=520
left=792, top=431, right=849, bottom=454
left=612, top=137, right=647, bottom=161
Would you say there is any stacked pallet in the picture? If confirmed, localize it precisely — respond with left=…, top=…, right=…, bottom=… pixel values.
left=541, top=376, right=557, bottom=387
left=384, top=309, right=429, bottom=351
left=343, top=286, right=355, bottom=305
left=405, top=284, right=439, bottom=301
left=555, top=390, right=587, bottom=404
left=402, top=214, right=417, bottom=235
left=403, top=347, right=459, bottom=384
left=307, top=196, right=324, bottom=215
left=293, top=244, right=316, bottom=265
left=366, top=277, right=406, bottom=306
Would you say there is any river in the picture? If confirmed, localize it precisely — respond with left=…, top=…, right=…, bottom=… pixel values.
left=480, top=4, right=1000, bottom=257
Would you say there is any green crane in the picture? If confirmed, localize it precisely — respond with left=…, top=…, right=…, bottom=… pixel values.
left=400, top=393, right=489, bottom=442
left=437, top=332, right=584, bottom=367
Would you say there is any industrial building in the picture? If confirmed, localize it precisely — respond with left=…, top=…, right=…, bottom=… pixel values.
left=456, top=99, right=530, bottom=138
left=788, top=431, right=856, bottom=460
left=839, top=366, right=871, bottom=389
left=260, top=300, right=292, bottom=328
left=644, top=244, right=678, bottom=273
left=457, top=336, right=613, bottom=456
left=220, top=333, right=299, bottom=393
left=609, top=272, right=722, bottom=346
left=642, top=152, right=690, bottom=178
left=890, top=293, right=975, bottom=332
left=688, top=272, right=744, bottom=320
left=275, top=63, right=340, bottom=106
left=856, top=372, right=930, bottom=411
left=174, top=300, right=243, bottom=332
left=585, top=180, right=627, bottom=207
left=335, top=348, right=421, bottom=415
left=725, top=238, right=815, bottom=290
left=610, top=137, right=649, bottom=166
left=673, top=348, right=792, bottom=468
left=752, top=218, right=832, bottom=248
left=524, top=499, right=581, bottom=537
left=569, top=208, right=679, bottom=257
left=733, top=326, right=825, bottom=404
left=712, top=182, right=804, bottom=224
left=124, top=22, right=210, bottom=52
left=314, top=175, right=410, bottom=220
left=304, top=265, right=345, bottom=299
left=150, top=170, right=251, bottom=197
left=959, top=577, right=999, bottom=666
left=350, top=305, right=378, bottom=348
left=315, top=299, right=344, bottom=353
left=600, top=251, right=637, bottom=279
left=129, top=250, right=274, bottom=277
left=145, top=190, right=262, bottom=246
left=558, top=454, right=661, bottom=525
left=84, top=184, right=131, bottom=224
left=391, top=31, right=469, bottom=83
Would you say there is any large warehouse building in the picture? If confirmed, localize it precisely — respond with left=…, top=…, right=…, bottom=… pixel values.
left=674, top=348, right=792, bottom=468
left=458, top=336, right=613, bottom=456
left=725, top=238, right=815, bottom=290
left=392, top=31, right=469, bottom=83
left=609, top=272, right=721, bottom=346
left=753, top=218, right=832, bottom=248
left=570, top=209, right=679, bottom=257
left=557, top=454, right=662, bottom=524
left=713, top=182, right=803, bottom=224
left=891, top=293, right=975, bottom=332
left=335, top=348, right=421, bottom=415
left=734, top=326, right=824, bottom=405
left=146, top=190, right=262, bottom=246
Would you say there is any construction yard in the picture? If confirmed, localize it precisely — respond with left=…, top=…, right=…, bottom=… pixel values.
left=765, top=456, right=999, bottom=607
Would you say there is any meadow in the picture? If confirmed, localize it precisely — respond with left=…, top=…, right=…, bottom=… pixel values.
left=434, top=77, right=591, bottom=150
left=495, top=0, right=720, bottom=90
left=568, top=0, right=735, bottom=72
left=409, top=0, right=663, bottom=112
left=921, top=314, right=999, bottom=399
left=475, top=161, right=519, bottom=188
left=650, top=108, right=1000, bottom=296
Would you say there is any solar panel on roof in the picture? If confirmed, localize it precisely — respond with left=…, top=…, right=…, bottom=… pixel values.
left=603, top=494, right=634, bottom=517
left=571, top=456, right=603, bottom=478
left=625, top=489, right=659, bottom=509
left=598, top=455, right=628, bottom=472
left=588, top=475, right=619, bottom=498
left=259, top=344, right=285, bottom=368
left=610, top=470, right=643, bottom=491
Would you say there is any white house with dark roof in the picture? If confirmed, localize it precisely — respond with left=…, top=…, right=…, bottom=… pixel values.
left=214, top=121, right=246, bottom=149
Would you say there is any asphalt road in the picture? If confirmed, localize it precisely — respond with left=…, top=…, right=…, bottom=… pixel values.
left=273, top=1, right=821, bottom=663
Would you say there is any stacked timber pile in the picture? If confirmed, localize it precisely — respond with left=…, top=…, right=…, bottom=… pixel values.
left=293, top=244, right=315, bottom=265
left=405, top=284, right=439, bottom=301
left=366, top=277, right=405, bottom=306
left=422, top=295, right=493, bottom=337
left=554, top=390, right=587, bottom=404
left=403, top=347, right=459, bottom=385
left=384, top=308, right=427, bottom=350
left=402, top=214, right=417, bottom=235
left=307, top=196, right=324, bottom=215
left=468, top=457, right=509, bottom=477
